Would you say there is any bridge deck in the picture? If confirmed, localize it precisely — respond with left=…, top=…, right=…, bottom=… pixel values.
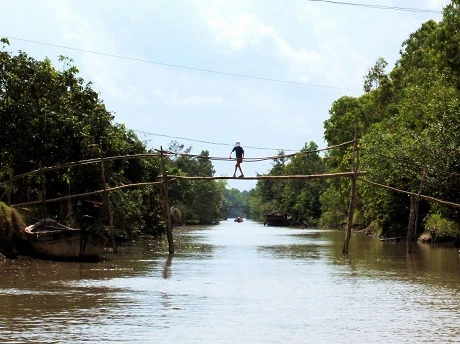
left=166, top=171, right=366, bottom=181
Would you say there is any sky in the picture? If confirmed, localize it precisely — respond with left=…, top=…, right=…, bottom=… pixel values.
left=0, top=0, right=450, bottom=191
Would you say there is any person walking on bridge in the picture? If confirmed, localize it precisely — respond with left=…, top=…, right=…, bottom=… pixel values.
left=230, top=141, right=244, bottom=178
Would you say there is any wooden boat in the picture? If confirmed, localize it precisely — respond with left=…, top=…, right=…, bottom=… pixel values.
left=263, top=213, right=292, bottom=227
left=234, top=217, right=243, bottom=223
left=25, top=218, right=108, bottom=260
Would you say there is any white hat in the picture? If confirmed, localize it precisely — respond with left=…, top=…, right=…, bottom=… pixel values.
left=235, top=141, right=240, bottom=146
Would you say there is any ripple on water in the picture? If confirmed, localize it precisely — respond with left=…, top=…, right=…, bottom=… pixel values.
left=1, top=223, right=459, bottom=343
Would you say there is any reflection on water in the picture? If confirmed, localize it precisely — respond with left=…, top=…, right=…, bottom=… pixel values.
left=162, top=254, right=173, bottom=280
left=1, top=220, right=459, bottom=343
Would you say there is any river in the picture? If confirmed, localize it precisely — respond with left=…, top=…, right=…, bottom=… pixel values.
left=0, top=220, right=459, bottom=343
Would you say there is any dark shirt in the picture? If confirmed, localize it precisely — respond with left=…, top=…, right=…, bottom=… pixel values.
left=232, top=146, right=244, bottom=159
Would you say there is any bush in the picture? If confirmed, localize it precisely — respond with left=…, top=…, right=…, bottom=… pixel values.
left=0, top=202, right=26, bottom=258
left=320, top=210, right=345, bottom=229
left=423, top=213, right=460, bottom=243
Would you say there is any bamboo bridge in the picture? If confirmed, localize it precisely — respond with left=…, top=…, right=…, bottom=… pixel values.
left=3, top=138, right=459, bottom=256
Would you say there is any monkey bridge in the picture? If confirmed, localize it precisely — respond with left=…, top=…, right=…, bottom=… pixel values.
left=4, top=138, right=459, bottom=256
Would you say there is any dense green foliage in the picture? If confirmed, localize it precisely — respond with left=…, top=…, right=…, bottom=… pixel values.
left=166, top=141, right=224, bottom=225
left=4, top=1, right=460, bottom=244
left=0, top=202, right=26, bottom=258
left=248, top=143, right=327, bottom=226
left=423, top=213, right=460, bottom=243
left=247, top=1, right=460, bottom=242
left=0, top=39, right=223, bottom=240
left=222, top=187, right=251, bottom=219
left=0, top=37, right=166, bottom=238
left=320, top=1, right=460, bottom=241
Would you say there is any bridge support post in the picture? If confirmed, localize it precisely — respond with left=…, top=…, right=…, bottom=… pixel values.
left=407, top=169, right=426, bottom=254
left=39, top=161, right=47, bottom=220
left=7, top=168, right=13, bottom=206
left=100, top=155, right=117, bottom=253
left=160, top=147, right=174, bottom=254
left=343, top=173, right=356, bottom=254
left=406, top=195, right=416, bottom=254
left=343, top=132, right=358, bottom=254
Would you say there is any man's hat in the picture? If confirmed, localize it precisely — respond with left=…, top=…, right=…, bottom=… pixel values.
left=235, top=141, right=240, bottom=146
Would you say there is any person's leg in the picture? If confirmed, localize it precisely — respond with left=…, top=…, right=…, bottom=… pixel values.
left=233, top=164, right=237, bottom=177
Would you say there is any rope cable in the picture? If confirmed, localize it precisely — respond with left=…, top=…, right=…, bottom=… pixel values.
left=307, top=0, right=442, bottom=14
left=2, top=35, right=360, bottom=91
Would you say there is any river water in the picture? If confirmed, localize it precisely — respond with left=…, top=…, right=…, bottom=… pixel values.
left=0, top=220, right=459, bottom=343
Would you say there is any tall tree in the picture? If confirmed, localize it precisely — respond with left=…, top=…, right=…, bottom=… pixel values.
left=0, top=41, right=165, bottom=238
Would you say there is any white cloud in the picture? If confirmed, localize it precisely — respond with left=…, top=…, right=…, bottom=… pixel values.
left=45, top=1, right=157, bottom=108
left=153, top=88, right=224, bottom=107
left=174, top=94, right=224, bottom=106
left=46, top=2, right=121, bottom=91
left=153, top=88, right=166, bottom=98
left=196, top=2, right=329, bottom=85
left=425, top=0, right=450, bottom=9
left=211, top=13, right=278, bottom=50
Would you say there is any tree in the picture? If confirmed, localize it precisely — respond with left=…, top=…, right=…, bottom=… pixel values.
left=363, top=57, right=388, bottom=93
left=166, top=144, right=223, bottom=224
left=223, top=187, right=249, bottom=218
left=0, top=41, right=165, bottom=238
left=250, top=144, right=326, bottom=225
left=281, top=142, right=326, bottom=225
left=435, top=0, right=460, bottom=88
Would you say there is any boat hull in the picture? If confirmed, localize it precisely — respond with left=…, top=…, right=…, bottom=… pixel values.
left=264, top=214, right=292, bottom=227
left=25, top=220, right=108, bottom=260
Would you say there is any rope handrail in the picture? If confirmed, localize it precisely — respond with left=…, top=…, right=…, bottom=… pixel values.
left=164, top=171, right=366, bottom=181
left=10, top=181, right=162, bottom=208
left=5, top=140, right=355, bottom=182
left=155, top=140, right=356, bottom=163
left=358, top=178, right=460, bottom=209
left=11, top=153, right=163, bottom=180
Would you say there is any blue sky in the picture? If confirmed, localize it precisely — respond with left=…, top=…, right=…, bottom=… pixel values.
left=0, top=0, right=449, bottom=190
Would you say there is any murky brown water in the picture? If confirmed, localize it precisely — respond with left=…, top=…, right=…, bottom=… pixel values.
left=1, top=220, right=459, bottom=343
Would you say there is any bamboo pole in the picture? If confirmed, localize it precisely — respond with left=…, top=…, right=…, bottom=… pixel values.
left=10, top=172, right=365, bottom=208
left=343, top=175, right=357, bottom=254
left=407, top=195, right=416, bottom=253
left=7, top=168, right=13, bottom=206
left=12, top=153, right=163, bottom=181
left=39, top=161, right=47, bottom=220
left=161, top=146, right=174, bottom=254
left=10, top=142, right=354, bottom=182
left=100, top=155, right=117, bottom=253
left=10, top=173, right=364, bottom=208
left=9, top=174, right=369, bottom=208
left=10, top=182, right=163, bottom=208
left=343, top=131, right=358, bottom=254
left=413, top=169, right=426, bottom=245
left=165, top=172, right=365, bottom=181
left=358, top=179, right=460, bottom=209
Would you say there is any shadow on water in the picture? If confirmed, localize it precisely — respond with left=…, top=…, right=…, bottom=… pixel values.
left=162, top=253, right=173, bottom=279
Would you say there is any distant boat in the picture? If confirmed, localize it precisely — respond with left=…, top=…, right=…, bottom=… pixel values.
left=263, top=213, right=292, bottom=227
left=25, top=218, right=107, bottom=260
left=234, top=217, right=243, bottom=223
